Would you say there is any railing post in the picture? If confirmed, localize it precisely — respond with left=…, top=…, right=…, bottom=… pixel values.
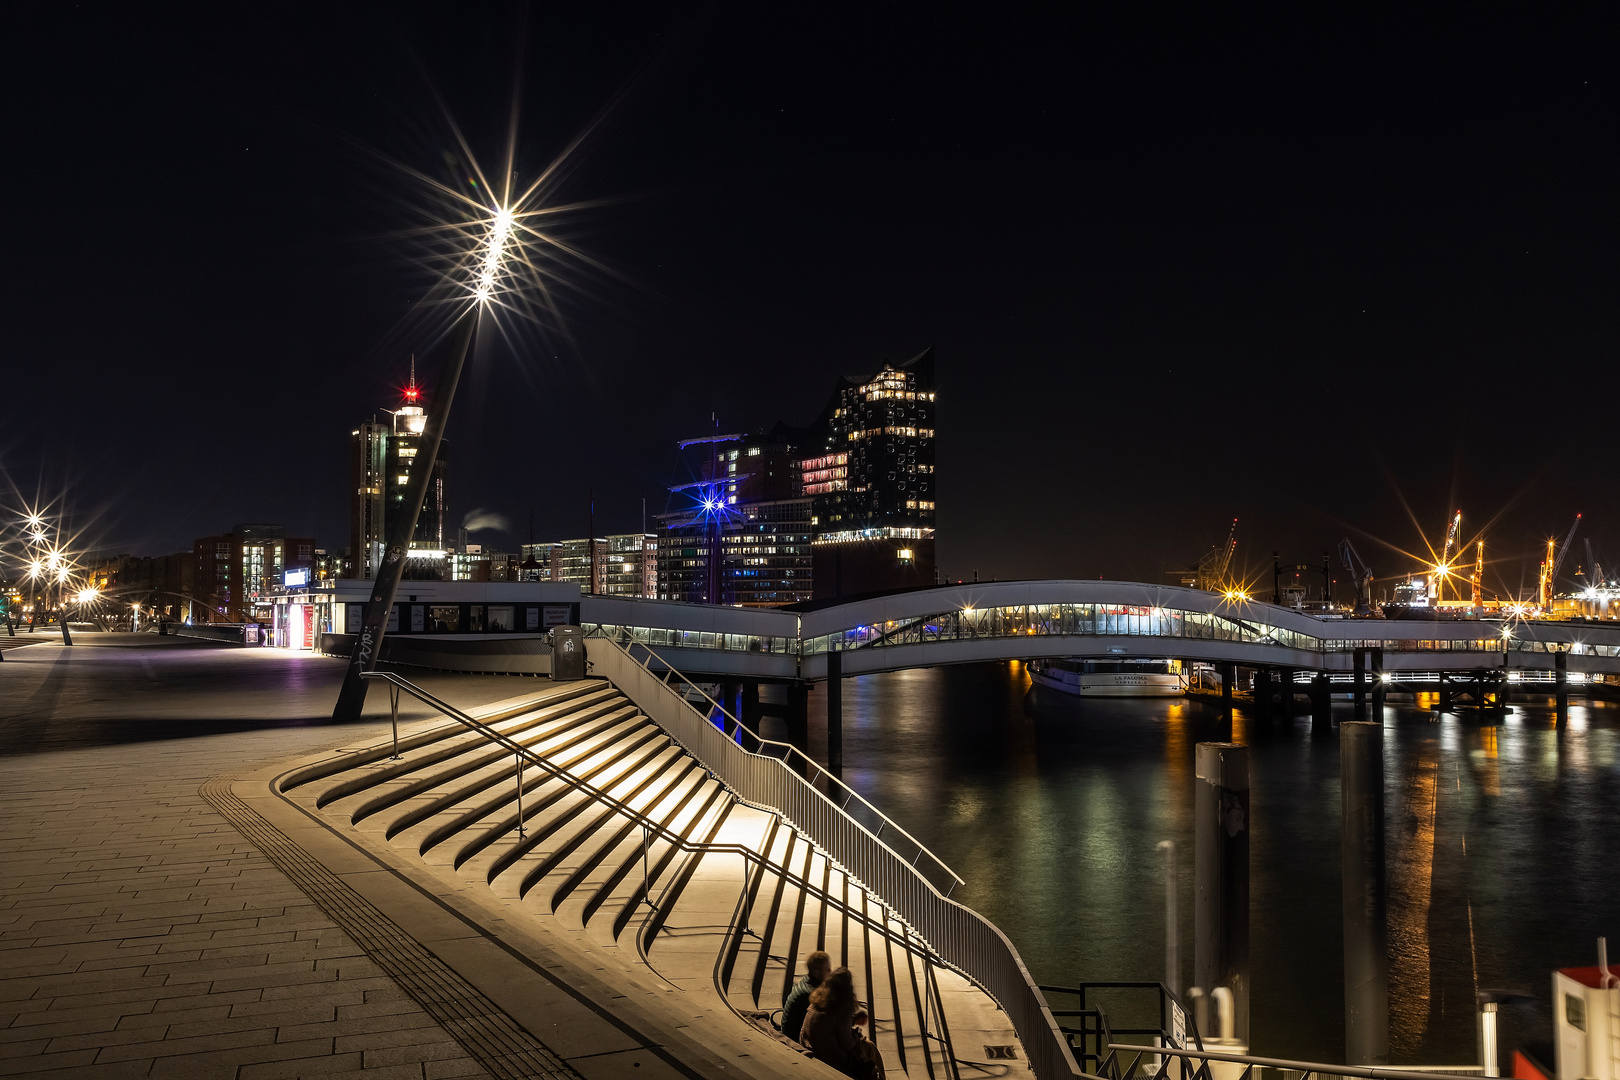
left=389, top=683, right=401, bottom=760
left=515, top=750, right=526, bottom=837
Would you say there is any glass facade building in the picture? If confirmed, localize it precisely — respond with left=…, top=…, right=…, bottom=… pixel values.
left=348, top=374, right=448, bottom=580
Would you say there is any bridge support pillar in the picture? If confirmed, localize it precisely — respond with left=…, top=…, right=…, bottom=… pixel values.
left=1255, top=669, right=1273, bottom=725
left=1438, top=673, right=1451, bottom=713
left=826, top=651, right=843, bottom=770
left=787, top=681, right=810, bottom=752
left=1341, top=721, right=1389, bottom=1065
left=740, top=682, right=761, bottom=738
left=1195, top=742, right=1249, bottom=1047
left=1353, top=649, right=1367, bottom=721
left=1371, top=648, right=1385, bottom=719
left=1555, top=651, right=1569, bottom=727
left=1219, top=663, right=1235, bottom=726
left=1311, top=673, right=1331, bottom=734
left=1280, top=668, right=1298, bottom=714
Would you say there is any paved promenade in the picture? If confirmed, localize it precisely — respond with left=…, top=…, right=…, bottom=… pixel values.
left=0, top=637, right=591, bottom=1079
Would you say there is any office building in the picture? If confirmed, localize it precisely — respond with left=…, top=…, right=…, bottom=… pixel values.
left=192, top=524, right=315, bottom=623
left=515, top=535, right=655, bottom=595
left=349, top=366, right=449, bottom=580
left=656, top=430, right=813, bottom=606
left=801, top=346, right=937, bottom=597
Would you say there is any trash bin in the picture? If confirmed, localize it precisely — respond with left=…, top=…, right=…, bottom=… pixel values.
left=550, top=625, right=586, bottom=682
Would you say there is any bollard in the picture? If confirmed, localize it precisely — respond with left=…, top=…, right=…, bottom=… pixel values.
left=1157, top=840, right=1179, bottom=994
left=1341, top=721, right=1389, bottom=1065
left=826, top=650, right=844, bottom=769
left=1195, top=742, right=1249, bottom=1046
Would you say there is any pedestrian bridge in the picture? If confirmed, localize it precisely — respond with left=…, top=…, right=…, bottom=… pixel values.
left=577, top=580, right=1620, bottom=682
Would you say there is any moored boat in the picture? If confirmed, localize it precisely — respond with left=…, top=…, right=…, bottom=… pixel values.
left=1029, top=657, right=1187, bottom=697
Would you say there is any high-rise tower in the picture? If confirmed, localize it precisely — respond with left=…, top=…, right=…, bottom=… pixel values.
left=348, top=361, right=449, bottom=579
left=802, top=346, right=936, bottom=597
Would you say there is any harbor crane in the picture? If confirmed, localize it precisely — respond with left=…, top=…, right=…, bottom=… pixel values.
left=1471, top=540, right=1484, bottom=607
left=1436, top=510, right=1463, bottom=601
left=1539, top=513, right=1582, bottom=608
left=1195, top=518, right=1238, bottom=593
left=1336, top=537, right=1374, bottom=615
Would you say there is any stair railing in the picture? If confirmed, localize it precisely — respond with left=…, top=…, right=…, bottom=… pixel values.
left=354, top=670, right=930, bottom=956
left=587, top=638, right=1090, bottom=1080
left=612, top=639, right=964, bottom=896
left=1107, top=1044, right=1488, bottom=1080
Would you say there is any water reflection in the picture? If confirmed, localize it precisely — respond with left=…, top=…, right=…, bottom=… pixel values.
left=808, top=664, right=1620, bottom=1066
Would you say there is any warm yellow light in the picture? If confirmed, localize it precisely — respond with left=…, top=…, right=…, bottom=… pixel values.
left=472, top=206, right=517, bottom=303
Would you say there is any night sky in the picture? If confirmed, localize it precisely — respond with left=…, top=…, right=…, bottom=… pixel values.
left=7, top=7, right=1616, bottom=597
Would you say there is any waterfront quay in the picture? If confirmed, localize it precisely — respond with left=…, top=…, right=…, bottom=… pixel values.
left=4, top=582, right=1617, bottom=1080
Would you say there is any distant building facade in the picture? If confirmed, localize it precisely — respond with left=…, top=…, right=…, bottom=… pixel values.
left=515, top=535, right=656, bottom=595
left=655, top=430, right=814, bottom=607
left=349, top=368, right=449, bottom=581
left=804, top=347, right=936, bottom=598
left=192, top=524, right=315, bottom=623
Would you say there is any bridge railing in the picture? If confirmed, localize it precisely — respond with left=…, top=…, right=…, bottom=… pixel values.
left=588, top=637, right=1088, bottom=1080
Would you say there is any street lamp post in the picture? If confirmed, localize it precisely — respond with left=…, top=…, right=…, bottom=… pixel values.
left=332, top=312, right=481, bottom=723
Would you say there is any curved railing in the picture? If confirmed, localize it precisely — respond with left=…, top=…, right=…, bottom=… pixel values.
left=588, top=638, right=1088, bottom=1080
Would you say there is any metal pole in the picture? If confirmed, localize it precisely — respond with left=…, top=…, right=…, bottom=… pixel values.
left=642, top=822, right=651, bottom=903
left=389, top=683, right=401, bottom=760
left=1158, top=839, right=1180, bottom=994
left=1195, top=742, right=1249, bottom=1046
left=515, top=750, right=526, bottom=837
left=1341, top=720, right=1389, bottom=1065
left=1478, top=1001, right=1499, bottom=1077
left=332, top=311, right=479, bottom=723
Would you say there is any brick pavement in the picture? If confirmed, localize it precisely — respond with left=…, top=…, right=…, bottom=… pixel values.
left=0, top=678, right=534, bottom=1079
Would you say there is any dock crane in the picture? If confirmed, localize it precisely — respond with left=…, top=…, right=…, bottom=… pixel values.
left=1336, top=538, right=1374, bottom=615
left=1436, top=510, right=1463, bottom=601
left=1539, top=514, right=1582, bottom=609
left=1471, top=540, right=1484, bottom=607
left=1195, top=518, right=1238, bottom=593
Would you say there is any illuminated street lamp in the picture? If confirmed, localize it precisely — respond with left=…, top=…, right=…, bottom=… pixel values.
left=333, top=203, right=524, bottom=722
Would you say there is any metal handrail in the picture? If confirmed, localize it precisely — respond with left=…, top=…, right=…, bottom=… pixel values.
left=354, top=670, right=937, bottom=957
left=1108, top=1044, right=1483, bottom=1080
left=590, top=638, right=1087, bottom=1080
left=617, top=639, right=964, bottom=892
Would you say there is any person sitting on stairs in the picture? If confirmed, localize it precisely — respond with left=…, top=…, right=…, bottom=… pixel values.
left=781, top=949, right=831, bottom=1042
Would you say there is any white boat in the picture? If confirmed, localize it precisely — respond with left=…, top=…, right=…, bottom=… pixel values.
left=1029, top=658, right=1188, bottom=697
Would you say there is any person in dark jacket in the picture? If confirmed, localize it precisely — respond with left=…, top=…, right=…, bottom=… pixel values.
left=799, top=967, right=861, bottom=1077
left=781, top=949, right=831, bottom=1042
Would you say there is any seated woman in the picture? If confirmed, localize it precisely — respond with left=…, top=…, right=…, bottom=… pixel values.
left=799, top=967, right=861, bottom=1077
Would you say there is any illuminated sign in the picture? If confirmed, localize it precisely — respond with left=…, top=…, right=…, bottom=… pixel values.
left=284, top=567, right=311, bottom=588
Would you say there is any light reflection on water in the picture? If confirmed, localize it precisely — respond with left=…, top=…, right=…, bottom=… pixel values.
left=798, top=663, right=1620, bottom=1066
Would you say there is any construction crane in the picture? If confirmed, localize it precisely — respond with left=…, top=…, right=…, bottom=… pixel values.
left=1336, top=537, right=1374, bottom=615
left=1195, top=518, right=1238, bottom=593
left=1435, top=510, right=1463, bottom=602
left=1539, top=513, right=1582, bottom=608
left=1471, top=540, right=1484, bottom=607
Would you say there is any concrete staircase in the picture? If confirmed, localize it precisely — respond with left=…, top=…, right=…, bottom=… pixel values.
left=279, top=678, right=1031, bottom=1080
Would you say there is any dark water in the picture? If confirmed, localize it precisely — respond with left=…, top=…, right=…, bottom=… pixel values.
left=792, top=662, right=1620, bottom=1066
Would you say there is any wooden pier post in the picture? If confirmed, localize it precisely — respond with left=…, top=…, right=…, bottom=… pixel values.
left=1341, top=721, right=1389, bottom=1065
left=1196, top=742, right=1250, bottom=1046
